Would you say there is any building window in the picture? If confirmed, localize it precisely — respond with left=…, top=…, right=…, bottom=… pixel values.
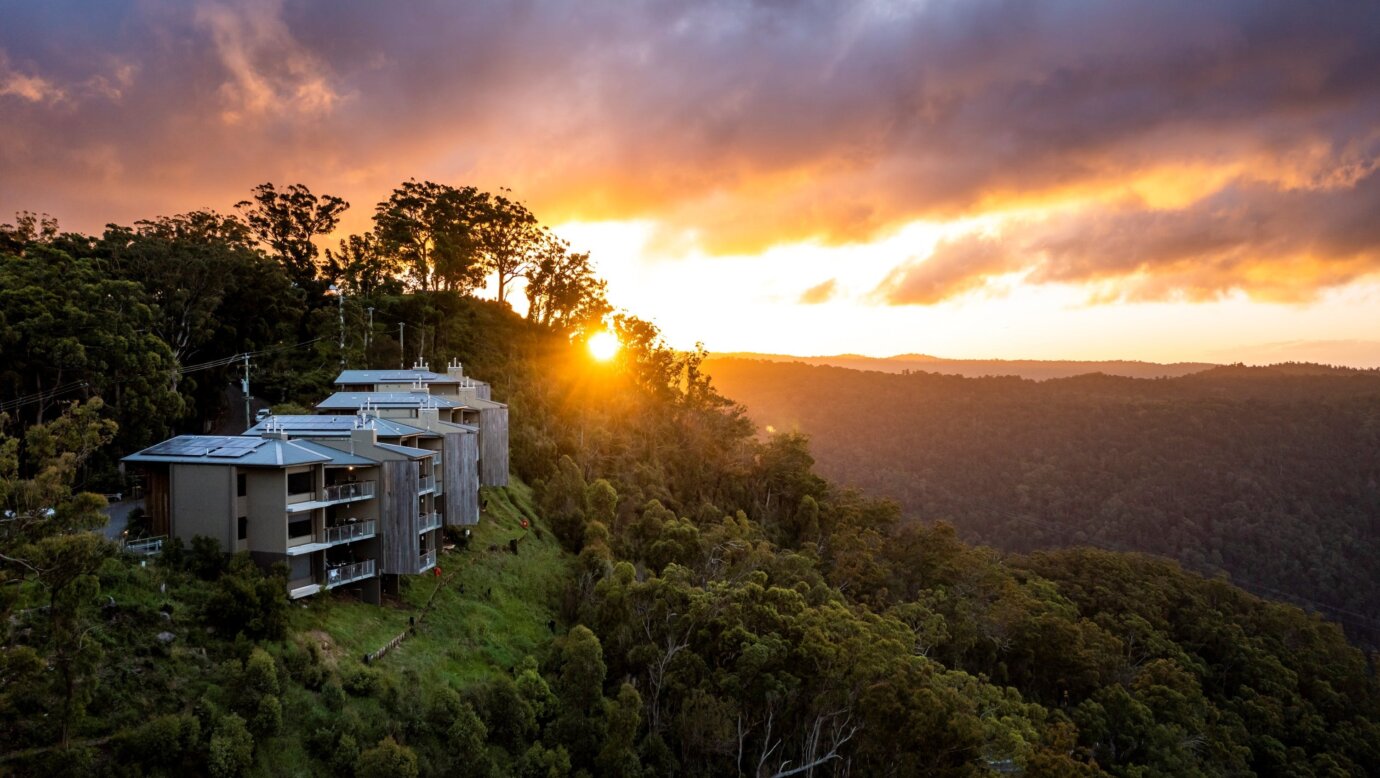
left=237, top=516, right=248, bottom=541
left=237, top=474, right=247, bottom=497
left=287, top=472, right=314, bottom=495
left=288, top=518, right=312, bottom=538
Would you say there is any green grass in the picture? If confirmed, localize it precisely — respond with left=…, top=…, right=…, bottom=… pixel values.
left=289, top=476, right=571, bottom=686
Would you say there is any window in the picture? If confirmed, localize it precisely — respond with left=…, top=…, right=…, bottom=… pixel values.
left=288, top=518, right=312, bottom=538
left=287, top=471, right=314, bottom=495
left=237, top=516, right=248, bottom=541
left=237, top=474, right=246, bottom=497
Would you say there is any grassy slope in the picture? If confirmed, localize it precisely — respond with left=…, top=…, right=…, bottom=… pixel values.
left=257, top=477, right=570, bottom=773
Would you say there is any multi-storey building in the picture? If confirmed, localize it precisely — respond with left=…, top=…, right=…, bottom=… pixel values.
left=329, top=360, right=509, bottom=486
left=121, top=362, right=507, bottom=603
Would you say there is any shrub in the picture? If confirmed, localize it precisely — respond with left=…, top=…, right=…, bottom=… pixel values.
left=208, top=714, right=254, bottom=778
left=357, top=736, right=419, bottom=778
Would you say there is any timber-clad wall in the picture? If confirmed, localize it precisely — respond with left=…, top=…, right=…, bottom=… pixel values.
left=479, top=406, right=510, bottom=487
left=380, top=460, right=422, bottom=574
left=443, top=432, right=480, bottom=526
left=476, top=383, right=491, bottom=401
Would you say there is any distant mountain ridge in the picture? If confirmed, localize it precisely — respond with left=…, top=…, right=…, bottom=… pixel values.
left=710, top=351, right=1218, bottom=380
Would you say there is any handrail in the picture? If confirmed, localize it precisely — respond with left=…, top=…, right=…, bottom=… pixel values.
left=323, top=520, right=376, bottom=544
left=325, top=559, right=375, bottom=588
left=323, top=480, right=376, bottom=502
left=418, top=512, right=441, bottom=533
left=419, top=549, right=437, bottom=571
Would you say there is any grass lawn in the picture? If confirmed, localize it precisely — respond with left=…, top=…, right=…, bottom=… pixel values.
left=289, top=477, right=571, bottom=687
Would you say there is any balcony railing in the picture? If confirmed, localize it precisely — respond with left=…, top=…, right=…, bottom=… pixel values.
left=323, top=480, right=376, bottom=503
left=323, top=520, right=376, bottom=545
left=418, top=549, right=437, bottom=572
left=125, top=535, right=166, bottom=556
left=418, top=475, right=436, bottom=494
left=325, top=559, right=375, bottom=589
left=418, top=512, right=442, bottom=533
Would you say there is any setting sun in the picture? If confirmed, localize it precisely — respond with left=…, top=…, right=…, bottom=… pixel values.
left=587, top=330, right=620, bottom=361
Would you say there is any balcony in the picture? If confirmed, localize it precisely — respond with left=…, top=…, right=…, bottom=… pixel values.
left=286, top=480, right=377, bottom=513
left=325, top=559, right=376, bottom=589
left=287, top=519, right=377, bottom=555
left=418, top=511, right=442, bottom=533
left=418, top=549, right=436, bottom=572
left=418, top=475, right=436, bottom=494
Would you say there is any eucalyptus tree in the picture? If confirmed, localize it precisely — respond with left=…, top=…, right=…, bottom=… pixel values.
left=236, top=182, right=349, bottom=293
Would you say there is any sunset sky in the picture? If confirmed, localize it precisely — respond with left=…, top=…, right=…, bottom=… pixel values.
left=3, top=1, right=1379, bottom=365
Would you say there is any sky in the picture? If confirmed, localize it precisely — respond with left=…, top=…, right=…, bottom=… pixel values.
left=2, top=0, right=1379, bottom=365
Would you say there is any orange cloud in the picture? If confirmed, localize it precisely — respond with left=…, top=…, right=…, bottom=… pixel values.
left=875, top=169, right=1380, bottom=305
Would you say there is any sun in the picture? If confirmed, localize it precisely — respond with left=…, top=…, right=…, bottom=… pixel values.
left=587, top=330, right=621, bottom=362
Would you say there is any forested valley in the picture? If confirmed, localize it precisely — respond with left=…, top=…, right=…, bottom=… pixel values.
left=2, top=190, right=1378, bottom=777
left=706, top=357, right=1380, bottom=643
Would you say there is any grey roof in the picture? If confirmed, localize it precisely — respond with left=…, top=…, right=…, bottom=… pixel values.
left=243, top=414, right=430, bottom=439
left=374, top=441, right=435, bottom=459
left=123, top=435, right=335, bottom=467
left=316, top=392, right=463, bottom=411
left=289, top=439, right=380, bottom=467
left=335, top=369, right=463, bottom=385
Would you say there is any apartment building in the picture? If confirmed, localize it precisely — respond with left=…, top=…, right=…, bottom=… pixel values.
left=318, top=367, right=509, bottom=487
left=244, top=413, right=479, bottom=527
left=124, top=433, right=386, bottom=602
left=122, top=361, right=508, bottom=603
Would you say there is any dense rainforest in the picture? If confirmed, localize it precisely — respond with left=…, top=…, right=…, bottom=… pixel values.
left=705, top=357, right=1380, bottom=642
left=2, top=193, right=1378, bottom=777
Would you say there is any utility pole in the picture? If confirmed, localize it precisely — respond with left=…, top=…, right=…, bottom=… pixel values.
left=366, top=307, right=374, bottom=359
left=241, top=353, right=251, bottom=431
left=399, top=322, right=405, bottom=369
left=330, top=284, right=345, bottom=370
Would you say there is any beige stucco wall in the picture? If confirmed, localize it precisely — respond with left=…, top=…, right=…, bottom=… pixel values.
left=170, top=464, right=235, bottom=549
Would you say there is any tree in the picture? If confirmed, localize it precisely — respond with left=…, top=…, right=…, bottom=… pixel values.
left=0, top=244, right=183, bottom=454
left=524, top=234, right=609, bottom=330
left=374, top=181, right=487, bottom=292
left=236, top=182, right=349, bottom=291
left=325, top=232, right=404, bottom=297
left=208, top=713, right=254, bottom=778
left=474, top=191, right=544, bottom=305
left=0, top=400, right=117, bottom=746
left=357, top=736, right=419, bottom=778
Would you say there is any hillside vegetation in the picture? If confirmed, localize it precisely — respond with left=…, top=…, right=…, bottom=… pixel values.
left=3, top=196, right=1379, bottom=776
left=706, top=357, right=1380, bottom=639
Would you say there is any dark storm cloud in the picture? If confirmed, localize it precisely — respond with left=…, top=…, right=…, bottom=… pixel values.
left=2, top=0, right=1379, bottom=299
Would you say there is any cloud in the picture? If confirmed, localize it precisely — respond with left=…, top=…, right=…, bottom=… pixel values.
left=875, top=167, right=1380, bottom=304
left=1, top=0, right=1379, bottom=304
left=798, top=278, right=839, bottom=304
left=0, top=52, right=64, bottom=103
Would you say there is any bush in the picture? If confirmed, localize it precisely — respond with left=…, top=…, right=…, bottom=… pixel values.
left=208, top=714, right=254, bottom=778
left=116, top=713, right=200, bottom=769
left=342, top=665, right=385, bottom=697
left=357, top=736, right=419, bottom=778
left=251, top=694, right=282, bottom=737
left=189, top=535, right=227, bottom=580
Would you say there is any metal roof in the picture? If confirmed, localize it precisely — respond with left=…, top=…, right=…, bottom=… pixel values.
left=243, top=414, right=429, bottom=439
left=334, top=369, right=463, bottom=385
left=316, top=392, right=463, bottom=411
left=288, top=439, right=380, bottom=467
left=123, top=435, right=335, bottom=467
left=373, top=441, right=436, bottom=459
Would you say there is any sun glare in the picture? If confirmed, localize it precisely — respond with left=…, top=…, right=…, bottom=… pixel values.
left=588, top=330, right=621, bottom=361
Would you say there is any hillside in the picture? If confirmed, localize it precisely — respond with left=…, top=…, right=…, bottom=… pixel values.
left=705, top=357, right=1380, bottom=641
left=4, top=200, right=1380, bottom=776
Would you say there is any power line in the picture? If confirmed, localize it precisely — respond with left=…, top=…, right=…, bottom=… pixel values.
left=0, top=337, right=326, bottom=413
